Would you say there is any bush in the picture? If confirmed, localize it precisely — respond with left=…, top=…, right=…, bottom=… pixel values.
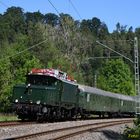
left=122, top=117, right=140, bottom=140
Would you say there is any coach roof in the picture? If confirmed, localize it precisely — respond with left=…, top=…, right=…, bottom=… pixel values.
left=78, top=85, right=135, bottom=101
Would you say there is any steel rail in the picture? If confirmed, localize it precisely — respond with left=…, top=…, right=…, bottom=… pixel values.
left=54, top=120, right=132, bottom=140
left=6, top=118, right=134, bottom=140
left=0, top=120, right=36, bottom=127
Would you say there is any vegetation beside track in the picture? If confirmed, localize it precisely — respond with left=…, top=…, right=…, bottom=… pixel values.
left=0, top=114, right=19, bottom=121
left=122, top=117, right=140, bottom=140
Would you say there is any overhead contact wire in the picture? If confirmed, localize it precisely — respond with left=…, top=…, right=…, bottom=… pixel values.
left=0, top=0, right=9, bottom=8
left=0, top=39, right=48, bottom=61
left=69, top=0, right=82, bottom=20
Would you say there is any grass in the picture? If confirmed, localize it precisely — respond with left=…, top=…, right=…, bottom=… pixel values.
left=0, top=114, right=19, bottom=122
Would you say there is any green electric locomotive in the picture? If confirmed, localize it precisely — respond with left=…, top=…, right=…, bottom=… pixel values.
left=12, top=68, right=136, bottom=121
left=12, top=68, right=79, bottom=121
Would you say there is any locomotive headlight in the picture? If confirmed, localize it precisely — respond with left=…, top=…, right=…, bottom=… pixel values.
left=36, top=100, right=40, bottom=104
left=15, top=99, right=18, bottom=103
left=42, top=107, right=48, bottom=113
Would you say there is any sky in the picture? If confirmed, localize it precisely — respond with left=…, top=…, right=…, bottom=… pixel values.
left=0, top=0, right=140, bottom=32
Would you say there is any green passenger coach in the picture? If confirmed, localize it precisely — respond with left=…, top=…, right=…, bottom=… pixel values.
left=78, top=85, right=135, bottom=117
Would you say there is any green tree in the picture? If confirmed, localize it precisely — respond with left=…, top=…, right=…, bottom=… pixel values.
left=25, top=11, right=44, bottom=23
left=44, top=13, right=59, bottom=26
left=0, top=59, right=12, bottom=112
left=98, top=59, right=135, bottom=95
left=3, top=6, right=26, bottom=42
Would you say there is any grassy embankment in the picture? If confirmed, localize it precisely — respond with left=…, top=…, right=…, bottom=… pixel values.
left=0, top=114, right=19, bottom=121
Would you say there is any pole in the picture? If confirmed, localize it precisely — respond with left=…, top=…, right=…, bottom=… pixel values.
left=134, top=37, right=139, bottom=95
left=134, top=37, right=140, bottom=115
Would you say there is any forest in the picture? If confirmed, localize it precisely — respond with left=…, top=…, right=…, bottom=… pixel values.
left=0, top=6, right=140, bottom=112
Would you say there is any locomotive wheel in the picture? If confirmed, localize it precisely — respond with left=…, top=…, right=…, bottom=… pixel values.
left=36, top=113, right=44, bottom=122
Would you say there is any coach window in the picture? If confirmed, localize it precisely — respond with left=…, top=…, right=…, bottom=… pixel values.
left=87, top=94, right=90, bottom=102
left=121, top=100, right=123, bottom=106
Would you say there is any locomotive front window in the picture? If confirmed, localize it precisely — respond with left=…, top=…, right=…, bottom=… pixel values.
left=26, top=75, right=57, bottom=86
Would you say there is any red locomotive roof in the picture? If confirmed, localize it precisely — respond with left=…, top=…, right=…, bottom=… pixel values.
left=30, top=68, right=76, bottom=83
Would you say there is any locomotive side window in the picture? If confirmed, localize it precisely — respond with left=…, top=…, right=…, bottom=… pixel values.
left=26, top=75, right=57, bottom=86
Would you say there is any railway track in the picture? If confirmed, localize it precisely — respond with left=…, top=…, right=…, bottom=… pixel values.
left=6, top=118, right=134, bottom=140
left=0, top=120, right=35, bottom=127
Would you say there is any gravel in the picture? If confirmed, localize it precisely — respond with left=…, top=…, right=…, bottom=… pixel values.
left=0, top=118, right=134, bottom=140
left=66, top=123, right=133, bottom=140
